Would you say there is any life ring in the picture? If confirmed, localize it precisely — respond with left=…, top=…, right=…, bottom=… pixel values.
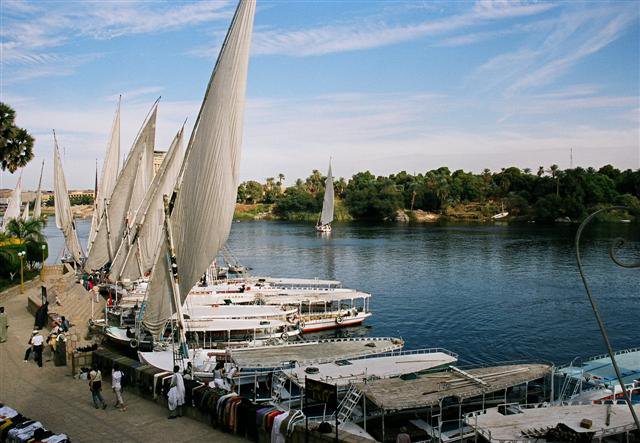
left=280, top=332, right=289, bottom=341
left=335, top=316, right=343, bottom=324
left=129, top=338, right=139, bottom=349
left=297, top=320, right=306, bottom=330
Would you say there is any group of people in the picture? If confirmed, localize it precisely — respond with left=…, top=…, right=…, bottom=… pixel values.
left=23, top=315, right=70, bottom=368
left=87, top=364, right=127, bottom=411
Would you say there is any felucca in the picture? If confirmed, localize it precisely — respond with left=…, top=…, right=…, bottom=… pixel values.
left=53, top=131, right=84, bottom=265
left=315, top=160, right=334, bottom=232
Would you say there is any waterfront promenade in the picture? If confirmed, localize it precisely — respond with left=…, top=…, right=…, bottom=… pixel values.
left=0, top=281, right=243, bottom=443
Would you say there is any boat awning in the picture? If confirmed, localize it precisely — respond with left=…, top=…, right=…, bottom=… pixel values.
left=359, top=363, right=551, bottom=412
left=184, top=318, right=289, bottom=332
left=256, top=290, right=371, bottom=305
left=468, top=404, right=640, bottom=442
left=283, top=349, right=457, bottom=387
left=557, top=348, right=640, bottom=386
left=181, top=304, right=295, bottom=319
left=229, top=337, right=404, bottom=370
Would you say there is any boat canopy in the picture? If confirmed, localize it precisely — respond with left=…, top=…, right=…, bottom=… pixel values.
left=184, top=318, right=290, bottom=332
left=256, top=290, right=371, bottom=305
left=283, top=348, right=457, bottom=387
left=181, top=304, right=296, bottom=319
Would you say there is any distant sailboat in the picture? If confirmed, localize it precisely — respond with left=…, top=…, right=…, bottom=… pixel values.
left=21, top=202, right=29, bottom=220
left=33, top=160, right=44, bottom=219
left=315, top=160, right=334, bottom=232
left=492, top=202, right=509, bottom=220
left=53, top=131, right=84, bottom=264
left=1, top=170, right=22, bottom=231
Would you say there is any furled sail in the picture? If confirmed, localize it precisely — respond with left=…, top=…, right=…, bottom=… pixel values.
left=111, top=126, right=183, bottom=281
left=85, top=102, right=157, bottom=270
left=1, top=170, right=22, bottom=231
left=21, top=202, right=29, bottom=220
left=143, top=0, right=255, bottom=337
left=33, top=160, right=44, bottom=219
left=319, top=162, right=334, bottom=226
left=88, top=99, right=121, bottom=251
left=53, top=132, right=84, bottom=263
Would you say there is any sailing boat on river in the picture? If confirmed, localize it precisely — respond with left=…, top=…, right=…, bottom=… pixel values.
left=53, top=131, right=84, bottom=265
left=315, top=160, right=334, bottom=232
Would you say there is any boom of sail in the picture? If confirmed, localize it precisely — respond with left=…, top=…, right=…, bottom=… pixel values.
left=319, top=162, right=334, bottom=226
left=142, top=0, right=255, bottom=337
left=53, top=132, right=84, bottom=264
left=1, top=170, right=22, bottom=231
left=85, top=103, right=157, bottom=271
left=33, top=160, right=44, bottom=219
left=110, top=126, right=184, bottom=282
left=88, top=100, right=121, bottom=251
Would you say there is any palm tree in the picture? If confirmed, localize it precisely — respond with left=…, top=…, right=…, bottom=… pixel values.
left=1, top=103, right=35, bottom=173
left=537, top=166, right=544, bottom=177
left=523, top=168, right=531, bottom=174
left=277, top=173, right=285, bottom=186
left=4, top=218, right=45, bottom=243
left=548, top=164, right=560, bottom=196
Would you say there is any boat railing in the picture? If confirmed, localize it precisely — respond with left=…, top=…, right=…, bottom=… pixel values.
left=347, top=347, right=459, bottom=363
left=452, top=358, right=553, bottom=372
left=562, top=347, right=640, bottom=367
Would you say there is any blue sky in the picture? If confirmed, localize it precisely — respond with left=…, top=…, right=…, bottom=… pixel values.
left=1, top=0, right=638, bottom=190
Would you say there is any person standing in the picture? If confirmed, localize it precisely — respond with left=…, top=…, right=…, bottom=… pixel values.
left=112, top=364, right=126, bottom=411
left=89, top=365, right=107, bottom=409
left=31, top=330, right=44, bottom=367
left=0, top=307, right=8, bottom=343
left=169, top=365, right=185, bottom=418
left=59, top=316, right=70, bottom=332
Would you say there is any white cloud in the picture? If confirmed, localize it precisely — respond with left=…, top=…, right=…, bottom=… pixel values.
left=190, top=0, right=556, bottom=58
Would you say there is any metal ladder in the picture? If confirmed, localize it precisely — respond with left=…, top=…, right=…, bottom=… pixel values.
left=336, top=384, right=363, bottom=423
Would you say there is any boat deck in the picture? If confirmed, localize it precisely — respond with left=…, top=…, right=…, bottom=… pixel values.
left=282, top=349, right=457, bottom=387
left=468, top=404, right=640, bottom=442
left=229, top=337, right=404, bottom=369
left=558, top=348, right=640, bottom=386
left=359, top=364, right=551, bottom=412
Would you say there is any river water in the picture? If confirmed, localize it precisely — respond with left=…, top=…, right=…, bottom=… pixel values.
left=44, top=218, right=639, bottom=366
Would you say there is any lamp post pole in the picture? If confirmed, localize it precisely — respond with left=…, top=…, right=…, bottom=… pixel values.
left=18, top=251, right=26, bottom=294
left=40, top=245, right=46, bottom=281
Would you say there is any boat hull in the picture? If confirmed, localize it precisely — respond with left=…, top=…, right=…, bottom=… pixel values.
left=301, top=313, right=370, bottom=333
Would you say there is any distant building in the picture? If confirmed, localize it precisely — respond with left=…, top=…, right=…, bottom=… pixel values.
left=153, top=150, right=166, bottom=175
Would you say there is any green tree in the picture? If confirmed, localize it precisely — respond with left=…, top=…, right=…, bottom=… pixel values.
left=4, top=218, right=45, bottom=243
left=0, top=103, right=35, bottom=173
left=243, top=181, right=264, bottom=204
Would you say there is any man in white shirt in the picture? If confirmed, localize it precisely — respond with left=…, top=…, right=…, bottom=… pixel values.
left=169, top=365, right=185, bottom=418
left=112, top=363, right=127, bottom=411
left=30, top=330, right=44, bottom=367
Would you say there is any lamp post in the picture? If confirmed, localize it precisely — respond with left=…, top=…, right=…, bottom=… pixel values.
left=17, top=251, right=26, bottom=294
left=40, top=244, right=46, bottom=281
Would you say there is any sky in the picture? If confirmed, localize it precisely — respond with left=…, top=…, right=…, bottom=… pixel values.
left=1, top=0, right=639, bottom=190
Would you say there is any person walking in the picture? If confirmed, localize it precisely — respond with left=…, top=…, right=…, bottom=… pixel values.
left=112, top=364, right=127, bottom=411
left=31, top=330, right=44, bottom=367
left=0, top=307, right=8, bottom=343
left=89, top=365, right=107, bottom=409
left=168, top=365, right=185, bottom=418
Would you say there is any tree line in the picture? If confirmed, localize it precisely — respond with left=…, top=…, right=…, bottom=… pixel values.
left=236, top=165, right=639, bottom=222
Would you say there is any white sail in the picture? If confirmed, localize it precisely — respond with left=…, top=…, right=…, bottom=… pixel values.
left=111, top=126, right=183, bottom=281
left=88, top=99, right=121, bottom=251
left=53, top=133, right=84, bottom=263
left=1, top=170, right=22, bottom=231
left=21, top=202, right=29, bottom=220
left=319, top=162, right=334, bottom=226
left=85, top=102, right=157, bottom=270
left=143, top=0, right=255, bottom=337
left=33, top=160, right=44, bottom=219
left=128, top=105, right=157, bottom=223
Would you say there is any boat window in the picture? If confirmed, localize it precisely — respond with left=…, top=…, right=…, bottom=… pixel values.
left=335, top=360, right=352, bottom=366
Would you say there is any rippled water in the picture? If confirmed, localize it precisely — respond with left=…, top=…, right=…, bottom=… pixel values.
left=44, top=217, right=639, bottom=366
